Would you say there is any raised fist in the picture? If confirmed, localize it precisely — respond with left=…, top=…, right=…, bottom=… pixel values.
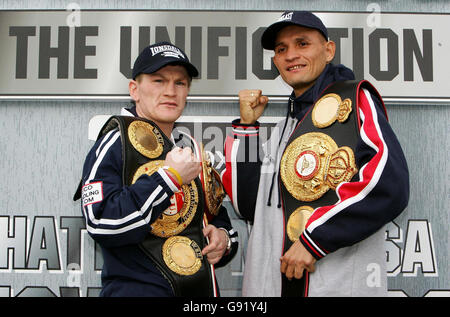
left=238, top=89, right=269, bottom=124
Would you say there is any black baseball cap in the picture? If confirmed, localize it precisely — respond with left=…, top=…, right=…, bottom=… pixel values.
left=132, top=41, right=199, bottom=79
left=261, top=11, right=329, bottom=50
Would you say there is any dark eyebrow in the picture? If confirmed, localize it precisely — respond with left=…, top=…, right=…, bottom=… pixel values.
left=149, top=72, right=164, bottom=78
left=295, top=36, right=310, bottom=42
left=150, top=71, right=190, bottom=85
left=274, top=41, right=286, bottom=50
left=274, top=35, right=312, bottom=49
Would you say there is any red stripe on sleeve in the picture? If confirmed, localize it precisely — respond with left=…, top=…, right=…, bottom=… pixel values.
left=221, top=135, right=235, bottom=203
left=305, top=88, right=387, bottom=232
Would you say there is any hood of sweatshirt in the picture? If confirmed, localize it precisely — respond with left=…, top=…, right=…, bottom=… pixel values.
left=288, top=63, right=356, bottom=120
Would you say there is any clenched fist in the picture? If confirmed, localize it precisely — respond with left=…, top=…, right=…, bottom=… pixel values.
left=164, top=147, right=201, bottom=185
left=239, top=89, right=269, bottom=124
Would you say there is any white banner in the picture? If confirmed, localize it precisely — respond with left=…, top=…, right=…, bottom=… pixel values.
left=0, top=10, right=449, bottom=102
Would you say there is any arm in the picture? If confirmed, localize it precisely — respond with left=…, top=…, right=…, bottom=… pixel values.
left=222, top=121, right=262, bottom=221
left=221, top=90, right=268, bottom=222
left=81, top=131, right=200, bottom=248
left=202, top=205, right=239, bottom=267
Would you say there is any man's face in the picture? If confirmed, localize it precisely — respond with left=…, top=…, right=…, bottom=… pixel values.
left=129, top=64, right=190, bottom=126
left=273, top=25, right=335, bottom=97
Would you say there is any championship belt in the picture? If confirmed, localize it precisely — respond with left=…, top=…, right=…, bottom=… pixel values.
left=279, top=80, right=380, bottom=297
left=98, top=115, right=214, bottom=296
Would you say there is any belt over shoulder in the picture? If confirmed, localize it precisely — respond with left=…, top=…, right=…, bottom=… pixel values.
left=98, top=115, right=215, bottom=297
left=279, top=80, right=380, bottom=297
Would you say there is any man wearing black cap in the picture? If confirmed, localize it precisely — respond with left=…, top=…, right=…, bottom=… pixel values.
left=222, top=11, right=409, bottom=296
left=78, top=42, right=237, bottom=296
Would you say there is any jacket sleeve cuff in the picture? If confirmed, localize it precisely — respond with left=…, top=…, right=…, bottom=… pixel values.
left=157, top=167, right=181, bottom=193
left=231, top=119, right=260, bottom=137
left=215, top=228, right=239, bottom=268
left=299, top=231, right=328, bottom=260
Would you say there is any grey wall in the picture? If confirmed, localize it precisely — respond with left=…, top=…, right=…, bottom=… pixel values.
left=0, top=0, right=449, bottom=297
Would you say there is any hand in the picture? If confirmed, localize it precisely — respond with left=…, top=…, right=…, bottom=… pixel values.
left=280, top=240, right=316, bottom=280
left=164, top=147, right=201, bottom=184
left=201, top=225, right=229, bottom=265
left=238, top=89, right=269, bottom=124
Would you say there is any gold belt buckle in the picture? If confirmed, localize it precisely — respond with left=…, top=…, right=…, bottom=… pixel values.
left=132, top=160, right=198, bottom=237
left=280, top=132, right=357, bottom=202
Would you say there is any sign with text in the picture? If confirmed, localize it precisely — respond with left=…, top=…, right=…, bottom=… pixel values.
left=0, top=10, right=449, bottom=100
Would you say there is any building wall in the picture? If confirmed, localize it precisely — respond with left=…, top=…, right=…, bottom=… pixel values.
left=0, top=0, right=448, bottom=297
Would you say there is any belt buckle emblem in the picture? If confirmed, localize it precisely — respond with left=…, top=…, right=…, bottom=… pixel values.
left=281, top=132, right=357, bottom=201
left=132, top=160, right=198, bottom=237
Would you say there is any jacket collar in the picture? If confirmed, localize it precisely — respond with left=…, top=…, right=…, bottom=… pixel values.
left=288, top=63, right=355, bottom=120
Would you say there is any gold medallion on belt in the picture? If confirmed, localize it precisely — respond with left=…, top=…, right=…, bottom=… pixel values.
left=280, top=132, right=358, bottom=202
left=162, top=236, right=203, bottom=275
left=287, top=206, right=314, bottom=242
left=132, top=160, right=198, bottom=237
left=128, top=120, right=164, bottom=158
left=311, top=93, right=352, bottom=128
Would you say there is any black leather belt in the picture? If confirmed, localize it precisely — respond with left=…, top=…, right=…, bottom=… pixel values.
left=279, top=80, right=371, bottom=296
left=99, top=115, right=214, bottom=296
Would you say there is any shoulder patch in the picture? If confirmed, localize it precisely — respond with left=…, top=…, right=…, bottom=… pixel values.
left=82, top=181, right=104, bottom=207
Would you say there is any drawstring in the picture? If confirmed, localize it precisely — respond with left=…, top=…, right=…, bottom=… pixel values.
left=267, top=97, right=293, bottom=207
left=266, top=172, right=276, bottom=206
